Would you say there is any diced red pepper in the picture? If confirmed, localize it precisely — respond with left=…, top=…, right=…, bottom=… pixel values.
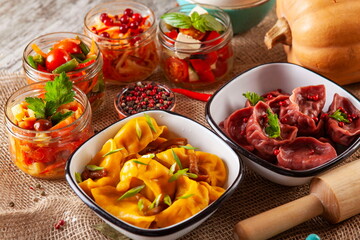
left=189, top=59, right=216, bottom=82
left=204, top=31, right=222, bottom=45
left=74, top=59, right=95, bottom=70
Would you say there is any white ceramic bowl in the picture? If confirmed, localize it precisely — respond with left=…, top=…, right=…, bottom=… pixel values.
left=66, top=110, right=243, bottom=240
left=206, top=63, right=360, bottom=186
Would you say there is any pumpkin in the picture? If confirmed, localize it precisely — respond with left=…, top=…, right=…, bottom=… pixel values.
left=265, top=0, right=360, bottom=85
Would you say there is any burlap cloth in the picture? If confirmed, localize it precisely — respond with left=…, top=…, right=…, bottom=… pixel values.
left=1, top=10, right=360, bottom=240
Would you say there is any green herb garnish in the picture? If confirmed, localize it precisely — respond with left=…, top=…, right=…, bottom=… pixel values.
left=75, top=172, right=82, bottom=183
left=329, top=109, right=350, bottom=123
left=169, top=168, right=198, bottom=182
left=243, top=91, right=264, bottom=106
left=117, top=185, right=145, bottom=201
left=169, top=163, right=176, bottom=175
left=102, top=148, right=124, bottom=157
left=180, top=145, right=198, bottom=150
left=137, top=199, right=144, bottom=211
left=177, top=194, right=194, bottom=199
left=149, top=194, right=162, bottom=210
left=161, top=12, right=224, bottom=33
left=171, top=149, right=183, bottom=170
left=164, top=194, right=172, bottom=206
left=265, top=109, right=281, bottom=139
left=132, top=160, right=148, bottom=165
left=25, top=72, right=75, bottom=125
left=86, top=165, right=104, bottom=171
left=144, top=113, right=157, bottom=133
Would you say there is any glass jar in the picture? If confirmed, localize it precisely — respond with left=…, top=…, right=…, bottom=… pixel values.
left=158, top=4, right=234, bottom=90
left=23, top=32, right=105, bottom=111
left=84, top=1, right=159, bottom=84
left=4, top=82, right=94, bottom=179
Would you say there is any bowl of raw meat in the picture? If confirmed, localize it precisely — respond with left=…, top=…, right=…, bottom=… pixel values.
left=206, top=63, right=360, bottom=186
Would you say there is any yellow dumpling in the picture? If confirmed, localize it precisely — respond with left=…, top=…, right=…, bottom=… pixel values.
left=155, top=147, right=191, bottom=170
left=116, top=158, right=176, bottom=201
left=114, top=116, right=166, bottom=154
left=199, top=181, right=225, bottom=203
left=155, top=176, right=209, bottom=228
left=92, top=186, right=155, bottom=228
left=196, top=151, right=227, bottom=187
left=79, top=139, right=128, bottom=197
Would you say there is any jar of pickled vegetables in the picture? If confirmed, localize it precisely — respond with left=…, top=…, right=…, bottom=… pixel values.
left=158, top=4, right=234, bottom=89
left=5, top=74, right=94, bottom=179
left=23, top=32, right=105, bottom=111
left=84, top=1, right=159, bottom=84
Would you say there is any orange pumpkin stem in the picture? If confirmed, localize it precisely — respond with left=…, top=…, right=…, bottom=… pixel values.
left=264, top=17, right=292, bottom=49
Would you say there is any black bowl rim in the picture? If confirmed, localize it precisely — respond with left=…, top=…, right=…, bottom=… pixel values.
left=66, top=109, right=244, bottom=237
left=205, top=62, right=360, bottom=178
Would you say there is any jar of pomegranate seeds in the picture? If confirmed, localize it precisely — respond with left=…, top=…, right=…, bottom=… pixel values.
left=84, top=1, right=159, bottom=84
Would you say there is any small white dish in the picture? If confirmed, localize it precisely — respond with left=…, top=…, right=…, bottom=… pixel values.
left=66, top=110, right=243, bottom=240
left=206, top=63, right=360, bottom=186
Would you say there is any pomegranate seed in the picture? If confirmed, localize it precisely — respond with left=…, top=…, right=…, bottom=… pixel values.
left=242, top=117, right=248, bottom=123
left=100, top=13, right=109, bottom=22
left=321, top=113, right=328, bottom=119
left=352, top=114, right=358, bottom=119
left=132, top=13, right=143, bottom=23
left=279, top=101, right=287, bottom=106
left=103, top=18, right=114, bottom=26
left=119, top=24, right=129, bottom=34
left=119, top=15, right=129, bottom=24
left=280, top=117, right=288, bottom=124
left=338, top=122, right=344, bottom=127
left=266, top=94, right=273, bottom=100
left=99, top=32, right=110, bottom=38
left=338, top=107, right=345, bottom=113
left=54, top=220, right=65, bottom=230
left=129, top=21, right=139, bottom=29
left=348, top=118, right=353, bottom=123
left=312, top=117, right=318, bottom=122
left=124, top=8, right=133, bottom=17
left=273, top=149, right=280, bottom=155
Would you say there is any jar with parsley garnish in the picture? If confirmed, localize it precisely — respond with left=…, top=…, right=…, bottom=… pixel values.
left=158, top=4, right=234, bottom=89
left=5, top=72, right=94, bottom=179
left=23, top=32, right=105, bottom=111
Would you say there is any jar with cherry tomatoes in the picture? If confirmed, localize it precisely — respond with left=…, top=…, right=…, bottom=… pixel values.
left=158, top=4, right=234, bottom=89
left=23, top=32, right=105, bottom=111
left=4, top=81, right=94, bottom=179
left=84, top=1, right=159, bottom=84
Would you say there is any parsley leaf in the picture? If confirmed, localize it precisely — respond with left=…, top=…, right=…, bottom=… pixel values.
left=25, top=72, right=75, bottom=125
left=265, top=109, right=281, bottom=139
left=243, top=92, right=264, bottom=106
left=25, top=97, right=47, bottom=119
left=161, top=12, right=224, bottom=33
left=329, top=109, right=350, bottom=123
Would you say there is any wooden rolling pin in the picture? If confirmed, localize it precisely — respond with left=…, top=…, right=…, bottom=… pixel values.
left=234, top=159, right=360, bottom=240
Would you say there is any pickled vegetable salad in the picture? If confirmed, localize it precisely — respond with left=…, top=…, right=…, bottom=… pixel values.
left=28, top=37, right=97, bottom=74
left=88, top=8, right=158, bottom=83
left=10, top=73, right=93, bottom=179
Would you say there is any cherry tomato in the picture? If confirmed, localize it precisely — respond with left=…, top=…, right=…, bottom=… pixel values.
left=45, top=49, right=71, bottom=71
left=165, top=57, right=189, bottom=83
left=53, top=39, right=81, bottom=54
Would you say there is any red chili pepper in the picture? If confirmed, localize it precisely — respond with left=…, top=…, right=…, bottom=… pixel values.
left=171, top=88, right=212, bottom=102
